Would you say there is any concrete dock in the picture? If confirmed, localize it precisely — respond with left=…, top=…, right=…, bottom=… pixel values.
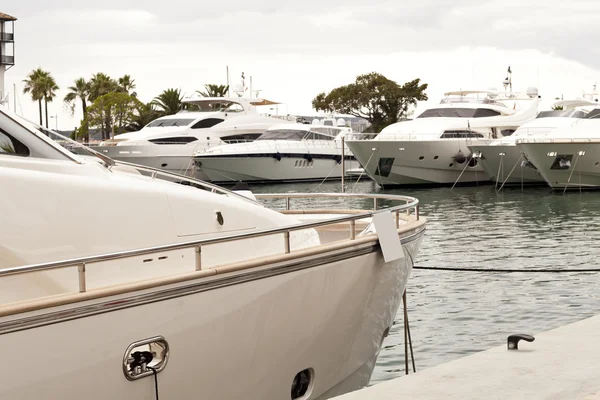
left=336, top=314, right=600, bottom=399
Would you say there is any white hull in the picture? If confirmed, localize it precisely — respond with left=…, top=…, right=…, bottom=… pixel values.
left=468, top=143, right=544, bottom=184
left=347, top=139, right=491, bottom=186
left=0, top=232, right=423, bottom=399
left=88, top=144, right=210, bottom=180
left=197, top=155, right=361, bottom=183
left=518, top=141, right=600, bottom=189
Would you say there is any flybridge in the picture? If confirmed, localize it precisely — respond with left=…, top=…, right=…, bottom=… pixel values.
left=180, top=97, right=281, bottom=114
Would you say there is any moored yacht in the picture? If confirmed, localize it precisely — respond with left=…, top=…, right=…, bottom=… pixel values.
left=346, top=87, right=541, bottom=187
left=0, top=105, right=426, bottom=399
left=517, top=107, right=600, bottom=190
left=468, top=99, right=597, bottom=186
left=88, top=97, right=292, bottom=180
left=193, top=118, right=364, bottom=183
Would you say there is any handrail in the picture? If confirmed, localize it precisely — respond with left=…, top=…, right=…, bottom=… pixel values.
left=0, top=193, right=420, bottom=294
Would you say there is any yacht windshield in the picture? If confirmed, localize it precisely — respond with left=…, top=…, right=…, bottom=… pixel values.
left=417, top=108, right=501, bottom=118
left=146, top=118, right=195, bottom=127
left=257, top=129, right=334, bottom=141
left=536, top=110, right=588, bottom=119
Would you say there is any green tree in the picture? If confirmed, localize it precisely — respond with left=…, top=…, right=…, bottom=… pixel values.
left=89, top=73, right=119, bottom=139
left=118, top=74, right=137, bottom=97
left=40, top=73, right=59, bottom=129
left=152, top=88, right=186, bottom=116
left=552, top=105, right=564, bottom=111
left=64, top=78, right=91, bottom=141
left=86, top=92, right=143, bottom=139
left=312, top=72, right=428, bottom=133
left=125, top=102, right=160, bottom=132
left=197, top=84, right=229, bottom=97
left=22, top=68, right=47, bottom=126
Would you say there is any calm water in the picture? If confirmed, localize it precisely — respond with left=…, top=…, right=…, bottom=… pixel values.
left=248, top=179, right=600, bottom=384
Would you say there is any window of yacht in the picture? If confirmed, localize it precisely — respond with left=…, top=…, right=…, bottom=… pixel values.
left=536, top=110, right=588, bottom=119
left=501, top=129, right=517, bottom=136
left=146, top=118, right=195, bottom=127
left=148, top=136, right=198, bottom=144
left=0, top=129, right=30, bottom=156
left=191, top=118, right=225, bottom=129
left=417, top=108, right=501, bottom=118
left=257, top=130, right=309, bottom=141
left=440, top=130, right=484, bottom=138
left=586, top=109, right=600, bottom=119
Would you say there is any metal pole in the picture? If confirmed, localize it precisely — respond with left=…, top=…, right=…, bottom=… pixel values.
left=350, top=220, right=356, bottom=240
left=284, top=231, right=291, bottom=254
left=78, top=263, right=86, bottom=293
left=341, top=136, right=345, bottom=193
left=195, top=246, right=202, bottom=271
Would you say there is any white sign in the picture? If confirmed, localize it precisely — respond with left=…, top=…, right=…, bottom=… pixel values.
left=372, top=210, right=404, bottom=263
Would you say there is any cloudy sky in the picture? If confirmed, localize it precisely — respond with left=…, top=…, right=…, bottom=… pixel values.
left=2, top=0, right=600, bottom=130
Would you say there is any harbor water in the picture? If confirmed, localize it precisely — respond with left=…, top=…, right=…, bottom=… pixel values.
left=249, top=180, right=600, bottom=385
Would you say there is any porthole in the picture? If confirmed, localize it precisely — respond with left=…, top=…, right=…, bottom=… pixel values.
left=434, top=156, right=439, bottom=160
left=295, top=160, right=299, bottom=167
left=291, top=368, right=313, bottom=399
left=418, top=156, right=424, bottom=160
left=449, top=163, right=454, bottom=168
left=595, top=162, right=599, bottom=167
left=161, top=163, right=168, bottom=167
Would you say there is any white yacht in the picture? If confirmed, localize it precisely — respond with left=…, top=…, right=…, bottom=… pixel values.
left=346, top=88, right=541, bottom=186
left=0, top=105, right=426, bottom=399
left=468, top=99, right=597, bottom=187
left=517, top=107, right=600, bottom=190
left=89, top=97, right=292, bottom=180
left=193, top=118, right=364, bottom=183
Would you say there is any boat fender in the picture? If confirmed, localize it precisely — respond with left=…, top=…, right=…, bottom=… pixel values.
left=453, top=151, right=466, bottom=164
left=273, top=152, right=282, bottom=161
left=304, top=154, right=313, bottom=162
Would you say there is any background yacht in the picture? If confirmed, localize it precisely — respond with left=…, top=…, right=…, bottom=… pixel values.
left=193, top=118, right=364, bottom=183
left=0, top=105, right=426, bottom=399
left=346, top=87, right=541, bottom=186
left=89, top=97, right=292, bottom=179
left=468, top=98, right=597, bottom=186
left=517, top=107, right=600, bottom=190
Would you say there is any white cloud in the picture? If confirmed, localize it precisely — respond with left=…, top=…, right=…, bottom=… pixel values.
left=3, top=1, right=600, bottom=129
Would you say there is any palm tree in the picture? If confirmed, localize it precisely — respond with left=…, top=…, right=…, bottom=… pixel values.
left=89, top=73, right=117, bottom=101
left=152, top=88, right=185, bottom=116
left=126, top=102, right=159, bottom=132
left=197, top=84, right=229, bottom=98
left=118, top=74, right=137, bottom=97
left=22, top=68, right=47, bottom=126
left=40, top=74, right=59, bottom=128
left=89, top=73, right=118, bottom=139
left=64, top=78, right=91, bottom=141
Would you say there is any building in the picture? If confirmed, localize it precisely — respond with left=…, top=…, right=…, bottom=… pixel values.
left=0, top=12, right=16, bottom=106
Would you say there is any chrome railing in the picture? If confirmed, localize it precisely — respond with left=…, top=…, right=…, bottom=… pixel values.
left=0, top=193, right=419, bottom=294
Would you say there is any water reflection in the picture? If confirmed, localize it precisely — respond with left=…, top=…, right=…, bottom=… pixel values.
left=246, top=180, right=600, bottom=384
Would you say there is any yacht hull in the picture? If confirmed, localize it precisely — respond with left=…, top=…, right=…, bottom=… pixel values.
left=347, top=139, right=491, bottom=186
left=196, top=155, right=361, bottom=183
left=88, top=144, right=210, bottom=180
left=518, top=141, right=600, bottom=189
left=0, top=231, right=424, bottom=400
left=468, top=144, right=544, bottom=185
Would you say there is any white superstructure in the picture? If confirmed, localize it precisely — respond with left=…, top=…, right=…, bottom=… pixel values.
left=193, top=118, right=365, bottom=183
left=347, top=88, right=541, bottom=186
left=88, top=97, right=292, bottom=180
left=0, top=105, right=426, bottom=399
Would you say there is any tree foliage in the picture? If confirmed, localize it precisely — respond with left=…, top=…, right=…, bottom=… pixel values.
left=64, top=78, right=91, bottom=141
left=85, top=92, right=143, bottom=139
left=312, top=72, right=428, bottom=133
left=197, top=84, right=229, bottom=98
left=152, top=88, right=186, bottom=116
left=23, top=68, right=49, bottom=126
